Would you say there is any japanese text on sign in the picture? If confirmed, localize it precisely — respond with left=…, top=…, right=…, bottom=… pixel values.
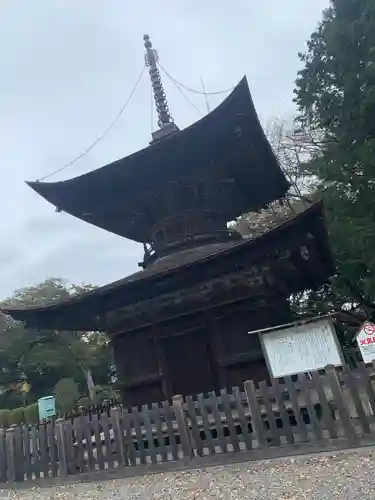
left=259, top=317, right=343, bottom=378
left=356, top=322, right=375, bottom=363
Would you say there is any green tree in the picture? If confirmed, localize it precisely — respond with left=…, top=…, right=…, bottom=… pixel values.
left=54, top=378, right=80, bottom=414
left=294, top=0, right=375, bottom=316
left=0, top=278, right=113, bottom=405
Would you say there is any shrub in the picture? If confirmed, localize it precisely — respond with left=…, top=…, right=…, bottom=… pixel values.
left=54, top=378, right=80, bottom=414
left=9, top=407, right=24, bottom=426
left=24, top=403, right=39, bottom=425
left=77, top=397, right=92, bottom=410
left=0, top=409, right=12, bottom=428
left=95, top=385, right=120, bottom=403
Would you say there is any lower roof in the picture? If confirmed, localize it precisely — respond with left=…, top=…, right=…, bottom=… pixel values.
left=1, top=201, right=334, bottom=329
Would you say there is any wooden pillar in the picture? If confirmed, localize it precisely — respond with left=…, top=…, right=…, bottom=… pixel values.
left=152, top=326, right=173, bottom=400
left=206, top=310, right=225, bottom=389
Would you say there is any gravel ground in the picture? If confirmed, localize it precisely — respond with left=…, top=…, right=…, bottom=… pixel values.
left=1, top=447, right=375, bottom=499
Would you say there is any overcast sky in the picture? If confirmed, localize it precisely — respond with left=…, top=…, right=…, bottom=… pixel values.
left=0, top=0, right=329, bottom=299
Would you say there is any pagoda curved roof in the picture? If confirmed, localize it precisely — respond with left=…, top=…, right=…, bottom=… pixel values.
left=26, top=76, right=289, bottom=243
left=1, top=202, right=335, bottom=331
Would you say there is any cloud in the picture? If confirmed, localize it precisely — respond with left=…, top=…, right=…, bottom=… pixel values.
left=0, top=0, right=329, bottom=299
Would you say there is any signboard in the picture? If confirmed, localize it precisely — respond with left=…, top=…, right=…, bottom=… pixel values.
left=356, top=321, right=375, bottom=363
left=257, top=316, right=343, bottom=378
left=38, top=396, right=56, bottom=421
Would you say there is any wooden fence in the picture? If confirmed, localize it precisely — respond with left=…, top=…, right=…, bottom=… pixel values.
left=3, top=362, right=375, bottom=485
left=343, top=346, right=364, bottom=369
left=65, top=348, right=364, bottom=419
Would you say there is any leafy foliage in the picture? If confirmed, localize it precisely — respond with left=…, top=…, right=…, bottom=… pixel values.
left=294, top=0, right=375, bottom=317
left=233, top=0, right=375, bottom=339
left=0, top=278, right=113, bottom=407
left=77, top=397, right=92, bottom=410
left=94, top=384, right=121, bottom=403
left=54, top=378, right=80, bottom=414
left=24, top=403, right=39, bottom=425
left=0, top=410, right=11, bottom=428
left=10, top=408, right=24, bottom=426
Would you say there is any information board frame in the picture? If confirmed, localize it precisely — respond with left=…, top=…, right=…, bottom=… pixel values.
left=252, top=315, right=344, bottom=379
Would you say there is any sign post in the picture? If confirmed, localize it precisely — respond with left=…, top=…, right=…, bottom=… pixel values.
left=252, top=315, right=344, bottom=379
left=356, top=321, right=375, bottom=363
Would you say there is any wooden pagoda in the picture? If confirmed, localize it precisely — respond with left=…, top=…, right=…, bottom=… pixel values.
left=2, top=36, right=335, bottom=407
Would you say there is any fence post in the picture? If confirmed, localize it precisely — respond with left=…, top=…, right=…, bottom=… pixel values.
left=55, top=418, right=68, bottom=478
left=6, top=424, right=24, bottom=483
left=5, top=425, right=16, bottom=483
left=244, top=380, right=266, bottom=448
left=325, top=365, right=358, bottom=444
left=111, top=407, right=127, bottom=467
left=172, top=395, right=193, bottom=460
left=0, top=428, right=7, bottom=483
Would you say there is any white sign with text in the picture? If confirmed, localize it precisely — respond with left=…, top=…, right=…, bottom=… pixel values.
left=260, top=317, right=343, bottom=378
left=356, top=322, right=375, bottom=364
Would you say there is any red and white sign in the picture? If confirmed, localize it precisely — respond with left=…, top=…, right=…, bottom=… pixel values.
left=356, top=322, right=375, bottom=363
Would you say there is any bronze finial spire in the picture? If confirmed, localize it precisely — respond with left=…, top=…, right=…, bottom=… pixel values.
left=143, top=34, right=179, bottom=141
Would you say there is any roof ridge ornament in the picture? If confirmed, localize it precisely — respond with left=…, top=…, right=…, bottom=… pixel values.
left=143, top=34, right=179, bottom=142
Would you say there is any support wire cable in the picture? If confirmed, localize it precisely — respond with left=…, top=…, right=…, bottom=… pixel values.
left=200, top=76, right=210, bottom=113
left=36, top=64, right=146, bottom=182
left=158, top=63, right=235, bottom=96
left=160, top=64, right=202, bottom=115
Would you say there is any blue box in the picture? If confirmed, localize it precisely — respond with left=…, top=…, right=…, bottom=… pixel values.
left=38, top=396, right=56, bottom=421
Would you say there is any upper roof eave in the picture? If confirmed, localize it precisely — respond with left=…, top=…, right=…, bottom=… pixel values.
left=25, top=76, right=289, bottom=242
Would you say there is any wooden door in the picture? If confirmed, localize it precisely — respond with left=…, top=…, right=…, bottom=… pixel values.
left=161, top=328, right=215, bottom=397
